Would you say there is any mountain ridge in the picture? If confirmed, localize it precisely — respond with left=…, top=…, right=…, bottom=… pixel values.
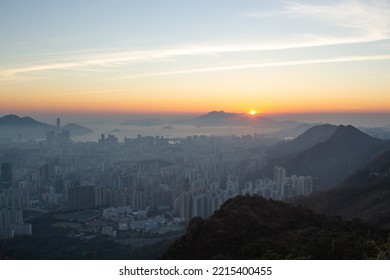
left=277, top=125, right=388, bottom=191
left=174, top=110, right=301, bottom=129
left=291, top=150, right=390, bottom=228
left=163, top=195, right=389, bottom=259
left=0, top=114, right=52, bottom=127
left=0, top=114, right=93, bottom=139
left=267, top=124, right=338, bottom=160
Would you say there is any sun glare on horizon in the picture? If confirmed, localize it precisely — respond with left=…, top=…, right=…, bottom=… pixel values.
left=1, top=1, right=390, bottom=117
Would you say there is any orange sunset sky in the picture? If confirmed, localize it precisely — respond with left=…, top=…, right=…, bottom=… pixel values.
left=1, top=0, right=390, bottom=116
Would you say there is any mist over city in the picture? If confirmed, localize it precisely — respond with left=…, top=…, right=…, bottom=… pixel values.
left=1, top=0, right=390, bottom=260
left=1, top=111, right=390, bottom=259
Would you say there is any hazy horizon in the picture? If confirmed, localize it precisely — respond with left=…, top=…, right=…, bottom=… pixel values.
left=2, top=111, right=390, bottom=129
left=2, top=0, right=390, bottom=264
left=1, top=0, right=390, bottom=116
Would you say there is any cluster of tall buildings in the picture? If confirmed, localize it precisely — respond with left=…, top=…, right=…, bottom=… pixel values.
left=0, top=120, right=316, bottom=240
left=1, top=162, right=12, bottom=189
left=67, top=185, right=148, bottom=210
left=0, top=162, right=32, bottom=240
left=273, top=166, right=313, bottom=199
left=0, top=209, right=32, bottom=240
left=46, top=117, right=71, bottom=146
left=175, top=189, right=227, bottom=220
left=240, top=166, right=313, bottom=200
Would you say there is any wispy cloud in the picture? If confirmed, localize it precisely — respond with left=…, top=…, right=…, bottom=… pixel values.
left=246, top=0, right=390, bottom=40
left=1, top=36, right=387, bottom=82
left=1, top=1, right=389, bottom=82
left=108, top=54, right=390, bottom=80
left=287, top=0, right=390, bottom=39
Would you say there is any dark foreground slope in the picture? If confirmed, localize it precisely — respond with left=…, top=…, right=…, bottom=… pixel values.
left=163, top=195, right=389, bottom=260
left=292, top=151, right=390, bottom=228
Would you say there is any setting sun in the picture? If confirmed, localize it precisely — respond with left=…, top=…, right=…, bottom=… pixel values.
left=249, top=110, right=257, bottom=116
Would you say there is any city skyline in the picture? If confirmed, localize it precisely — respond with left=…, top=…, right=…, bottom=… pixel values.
left=1, top=0, right=390, bottom=116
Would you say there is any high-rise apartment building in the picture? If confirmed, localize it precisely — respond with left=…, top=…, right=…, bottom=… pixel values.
left=1, top=162, right=12, bottom=189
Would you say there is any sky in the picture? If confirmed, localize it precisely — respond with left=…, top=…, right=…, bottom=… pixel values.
left=1, top=0, right=390, bottom=118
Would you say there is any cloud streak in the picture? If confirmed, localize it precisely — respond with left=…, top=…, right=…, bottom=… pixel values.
left=1, top=36, right=388, bottom=81
left=245, top=0, right=390, bottom=42
left=1, top=1, right=389, bottom=82
left=109, top=54, right=390, bottom=80
left=286, top=0, right=390, bottom=39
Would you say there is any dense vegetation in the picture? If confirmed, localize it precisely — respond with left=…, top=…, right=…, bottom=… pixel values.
left=163, top=195, right=390, bottom=259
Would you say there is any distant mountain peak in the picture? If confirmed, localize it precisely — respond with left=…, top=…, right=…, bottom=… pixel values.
left=335, top=124, right=360, bottom=132
left=296, top=124, right=337, bottom=138
left=0, top=114, right=48, bottom=127
left=208, top=110, right=226, bottom=114
left=3, top=114, right=19, bottom=118
left=267, top=124, right=338, bottom=159
left=1, top=114, right=22, bottom=121
left=200, top=111, right=239, bottom=118
left=329, top=124, right=379, bottom=143
left=0, top=114, right=93, bottom=139
left=185, top=110, right=299, bottom=129
left=278, top=124, right=386, bottom=191
left=335, top=124, right=363, bottom=133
